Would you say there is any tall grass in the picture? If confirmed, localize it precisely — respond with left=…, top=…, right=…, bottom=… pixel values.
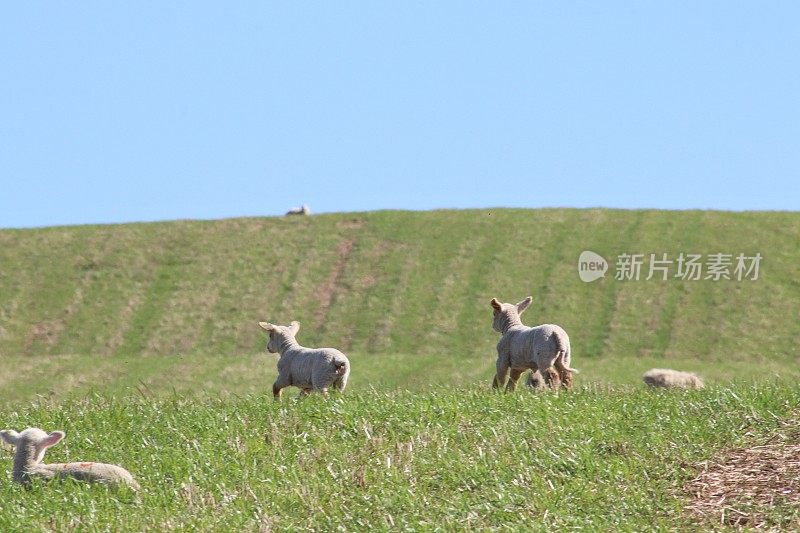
left=1, top=382, right=797, bottom=531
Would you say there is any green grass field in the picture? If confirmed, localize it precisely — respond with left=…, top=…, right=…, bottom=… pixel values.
left=1, top=209, right=799, bottom=530
left=3, top=351, right=800, bottom=407
left=1, top=384, right=798, bottom=531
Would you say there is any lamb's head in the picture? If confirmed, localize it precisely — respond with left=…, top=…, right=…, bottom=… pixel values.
left=490, top=296, right=532, bottom=332
left=258, top=320, right=300, bottom=353
left=1, top=428, right=65, bottom=466
left=690, top=375, right=705, bottom=389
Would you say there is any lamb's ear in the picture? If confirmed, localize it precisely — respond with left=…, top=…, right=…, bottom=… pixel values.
left=0, top=430, right=19, bottom=446
left=258, top=321, right=274, bottom=332
left=490, top=298, right=502, bottom=311
left=290, top=321, right=300, bottom=335
left=516, top=296, right=533, bottom=314
left=41, top=431, right=65, bottom=449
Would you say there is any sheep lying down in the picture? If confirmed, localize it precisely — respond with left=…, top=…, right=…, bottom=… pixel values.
left=0, top=428, right=140, bottom=490
left=643, top=368, right=704, bottom=389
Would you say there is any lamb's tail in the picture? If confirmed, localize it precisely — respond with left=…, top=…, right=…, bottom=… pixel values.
left=553, top=333, right=579, bottom=374
left=556, top=352, right=580, bottom=374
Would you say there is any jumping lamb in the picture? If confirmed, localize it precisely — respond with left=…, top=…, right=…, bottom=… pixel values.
left=0, top=428, right=140, bottom=490
left=490, top=296, right=578, bottom=391
left=258, top=320, right=350, bottom=399
left=643, top=368, right=704, bottom=389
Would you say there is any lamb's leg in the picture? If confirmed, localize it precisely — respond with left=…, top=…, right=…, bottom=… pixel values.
left=492, top=358, right=510, bottom=390
left=542, top=367, right=560, bottom=390
left=554, top=355, right=573, bottom=390
left=272, top=382, right=284, bottom=400
left=527, top=367, right=544, bottom=389
left=273, top=373, right=292, bottom=400
left=334, top=373, right=349, bottom=392
left=312, top=371, right=333, bottom=398
left=506, top=369, right=524, bottom=391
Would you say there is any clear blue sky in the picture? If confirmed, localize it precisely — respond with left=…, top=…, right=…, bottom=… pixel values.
left=2, top=2, right=798, bottom=228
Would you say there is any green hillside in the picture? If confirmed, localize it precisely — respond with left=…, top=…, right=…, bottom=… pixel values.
left=0, top=209, right=800, bottom=359
left=1, top=209, right=798, bottom=363
left=2, top=210, right=800, bottom=530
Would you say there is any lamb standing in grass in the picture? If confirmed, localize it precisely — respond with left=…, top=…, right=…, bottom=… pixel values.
left=490, top=296, right=578, bottom=391
left=643, top=368, right=704, bottom=389
left=258, top=320, right=350, bottom=399
left=0, top=428, right=140, bottom=490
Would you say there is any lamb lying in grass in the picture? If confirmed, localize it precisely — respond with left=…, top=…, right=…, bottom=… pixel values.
left=490, top=296, right=578, bottom=391
left=258, top=320, right=350, bottom=399
left=286, top=204, right=310, bottom=216
left=643, top=368, right=704, bottom=389
left=0, top=428, right=140, bottom=490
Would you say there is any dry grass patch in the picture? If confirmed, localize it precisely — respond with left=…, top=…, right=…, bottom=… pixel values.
left=685, top=416, right=800, bottom=530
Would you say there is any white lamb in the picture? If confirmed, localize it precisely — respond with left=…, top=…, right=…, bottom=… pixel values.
left=258, top=320, right=350, bottom=399
left=0, top=428, right=140, bottom=490
left=643, top=368, right=704, bottom=389
left=490, top=296, right=578, bottom=391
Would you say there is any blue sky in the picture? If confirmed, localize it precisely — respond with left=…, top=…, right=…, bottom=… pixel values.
left=2, top=2, right=798, bottom=228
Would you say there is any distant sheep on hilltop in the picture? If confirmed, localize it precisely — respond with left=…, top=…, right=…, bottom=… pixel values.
left=286, top=204, right=310, bottom=216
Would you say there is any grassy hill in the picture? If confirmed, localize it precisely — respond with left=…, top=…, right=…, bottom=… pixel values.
left=1, top=208, right=799, bottom=401
left=2, top=209, right=800, bottom=530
